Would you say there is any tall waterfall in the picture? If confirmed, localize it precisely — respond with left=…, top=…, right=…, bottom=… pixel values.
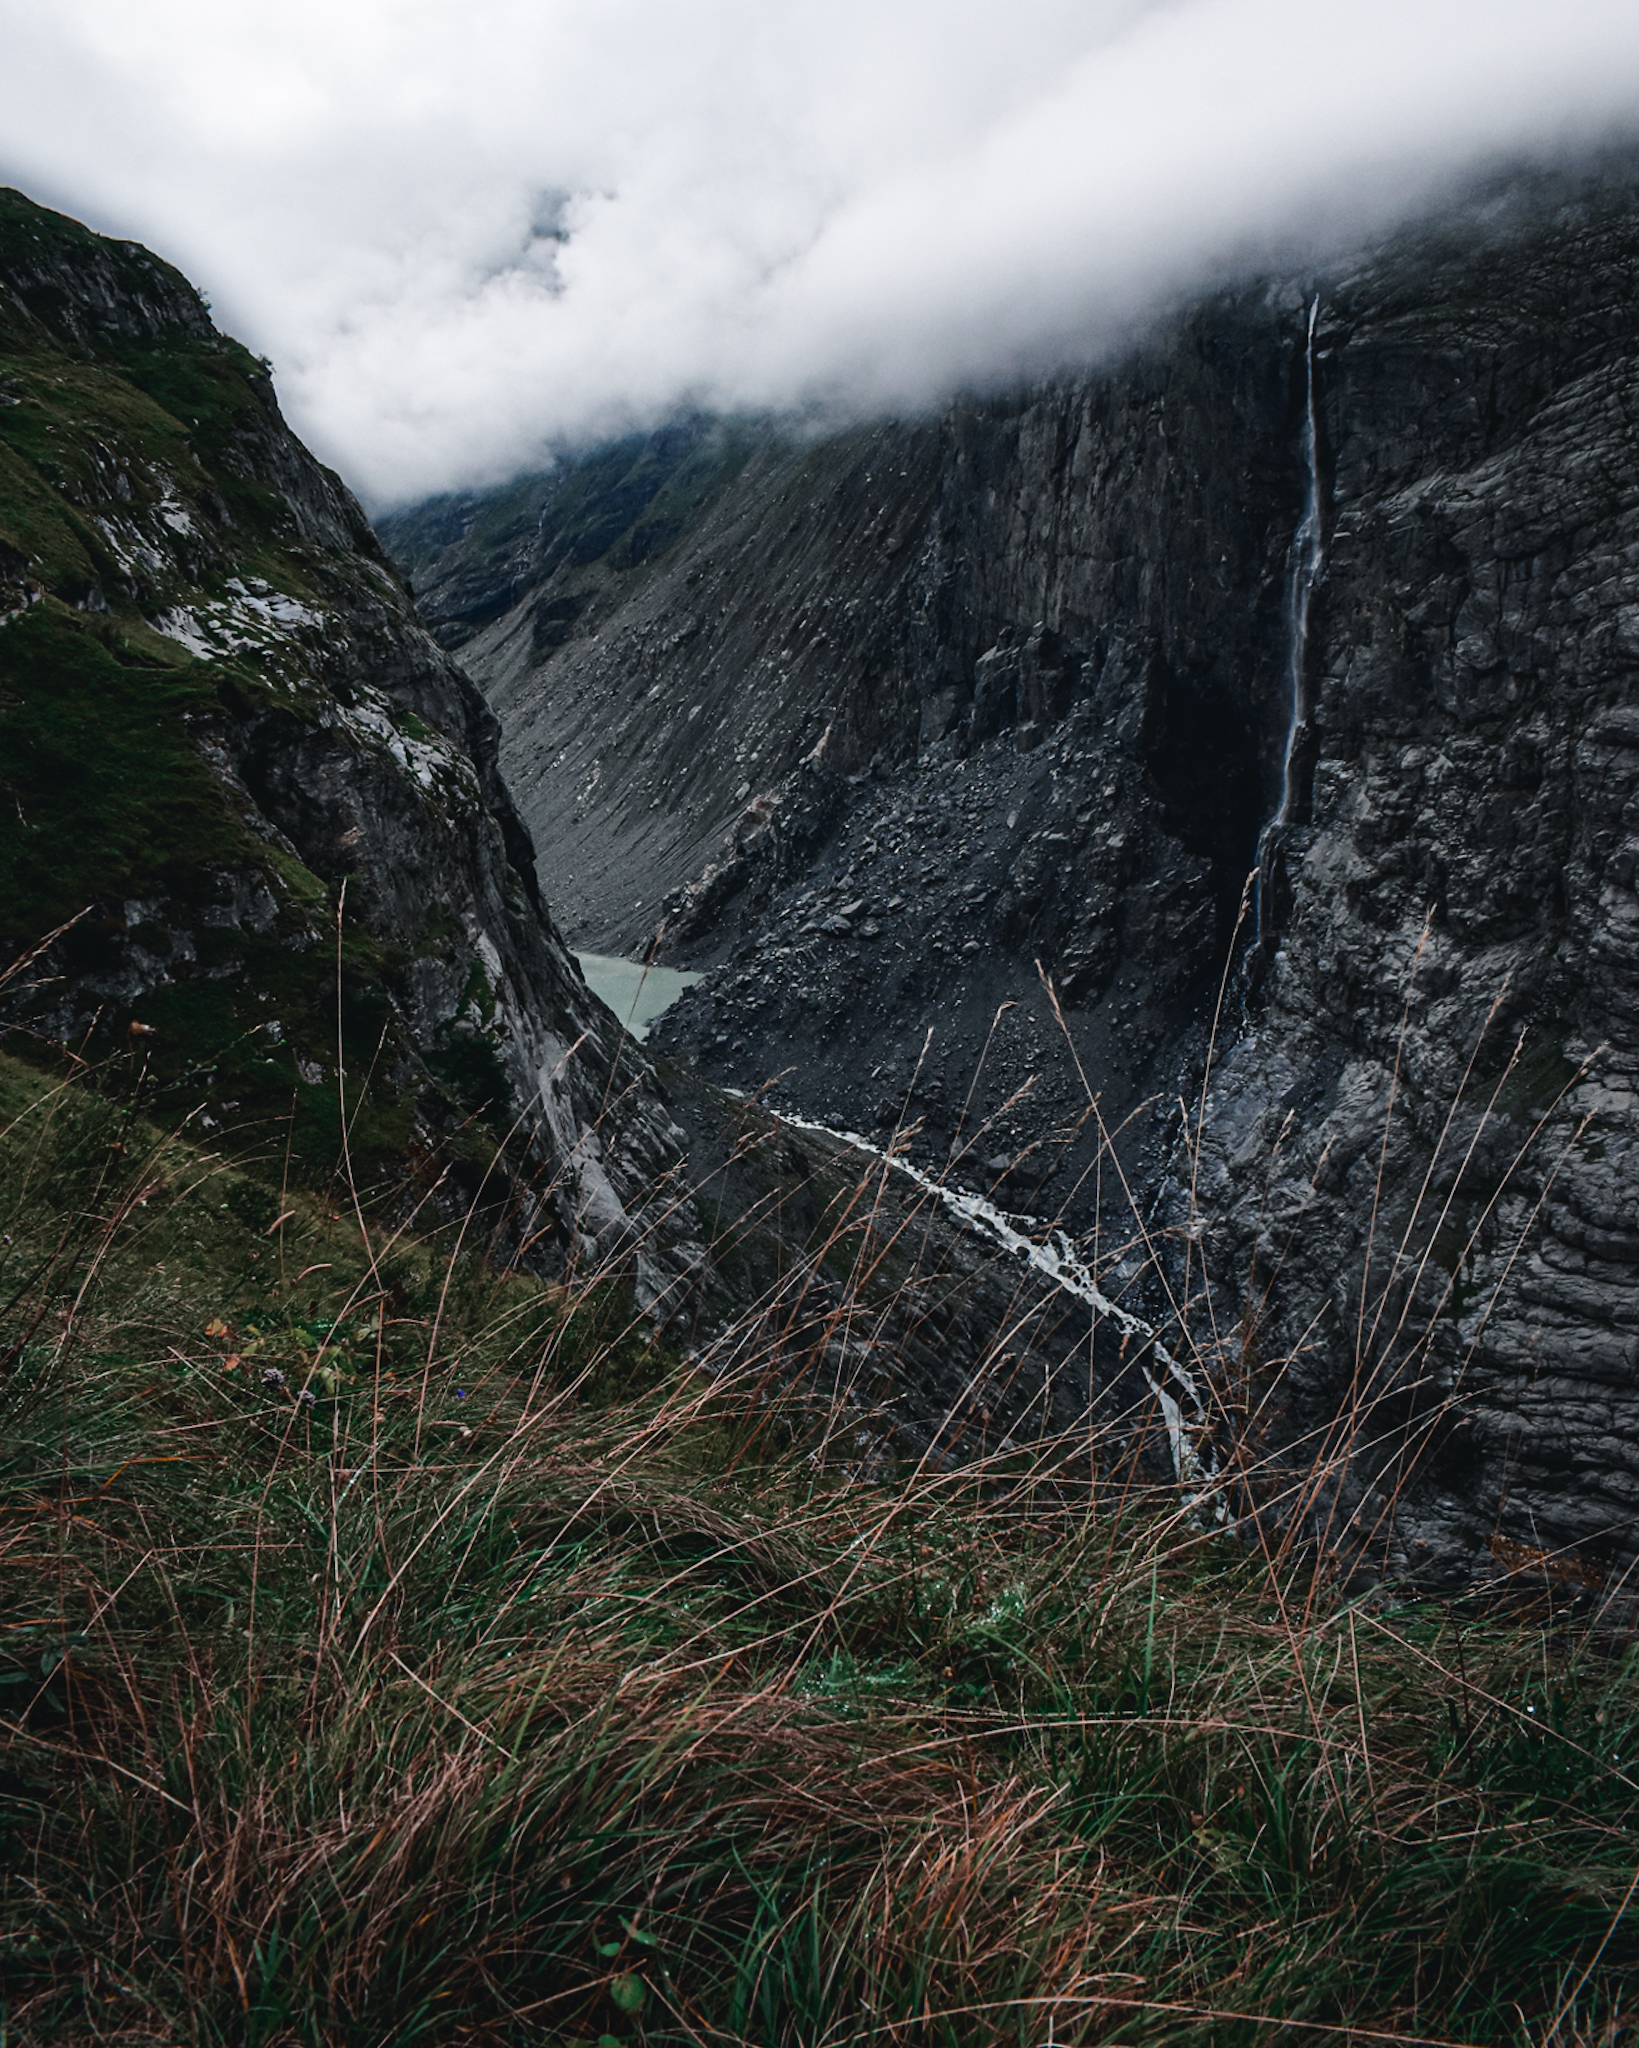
left=1255, top=297, right=1325, bottom=948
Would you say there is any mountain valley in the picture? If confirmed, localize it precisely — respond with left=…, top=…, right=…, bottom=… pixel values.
left=387, top=152, right=1639, bottom=1601
left=5, top=141, right=1639, bottom=2048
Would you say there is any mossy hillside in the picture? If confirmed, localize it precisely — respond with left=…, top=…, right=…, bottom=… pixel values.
left=0, top=219, right=313, bottom=610
left=0, top=189, right=532, bottom=1202
left=0, top=603, right=244, bottom=919
left=0, top=595, right=459, bottom=1195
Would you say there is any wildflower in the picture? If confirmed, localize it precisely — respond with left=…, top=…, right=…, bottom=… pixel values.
left=261, top=1368, right=286, bottom=1390
left=456, top=1388, right=468, bottom=1399
left=297, top=1388, right=317, bottom=1411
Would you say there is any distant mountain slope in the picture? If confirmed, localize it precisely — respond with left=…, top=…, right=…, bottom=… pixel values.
left=0, top=188, right=692, bottom=1292
left=385, top=414, right=770, bottom=656
left=384, top=152, right=1639, bottom=1600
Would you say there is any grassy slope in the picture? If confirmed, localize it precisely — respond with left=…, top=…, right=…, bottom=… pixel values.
left=1, top=1049, right=1636, bottom=2048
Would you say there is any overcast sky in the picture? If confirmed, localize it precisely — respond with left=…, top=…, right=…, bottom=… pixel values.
left=2, top=0, right=1638, bottom=508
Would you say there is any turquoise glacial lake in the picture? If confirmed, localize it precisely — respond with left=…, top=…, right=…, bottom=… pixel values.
left=575, top=952, right=704, bottom=1042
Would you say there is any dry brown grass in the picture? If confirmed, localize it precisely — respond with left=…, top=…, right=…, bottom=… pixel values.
left=0, top=1008, right=1636, bottom=2048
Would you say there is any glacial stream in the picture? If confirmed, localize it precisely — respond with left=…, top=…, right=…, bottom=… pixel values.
left=780, top=1109, right=1222, bottom=1511
left=1255, top=296, right=1326, bottom=947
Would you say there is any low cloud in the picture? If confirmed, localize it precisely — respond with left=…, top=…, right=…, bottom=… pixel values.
left=2, top=0, right=1637, bottom=506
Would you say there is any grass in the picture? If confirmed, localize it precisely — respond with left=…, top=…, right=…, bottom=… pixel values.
left=0, top=603, right=245, bottom=927
left=1, top=1041, right=1637, bottom=2048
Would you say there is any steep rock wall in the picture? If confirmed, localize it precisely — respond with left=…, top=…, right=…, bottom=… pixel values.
left=389, top=155, right=1639, bottom=1595
left=1189, top=174, right=1639, bottom=1595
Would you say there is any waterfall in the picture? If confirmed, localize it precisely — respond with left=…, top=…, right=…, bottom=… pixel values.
left=1254, top=296, right=1325, bottom=948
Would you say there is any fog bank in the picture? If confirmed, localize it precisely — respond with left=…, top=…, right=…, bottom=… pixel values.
left=2, top=0, right=1637, bottom=505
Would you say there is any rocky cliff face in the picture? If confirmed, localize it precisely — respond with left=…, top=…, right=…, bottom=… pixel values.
left=386, top=153, right=1639, bottom=1600
left=0, top=189, right=692, bottom=1296
left=0, top=185, right=1180, bottom=1468
left=1191, top=166, right=1639, bottom=1598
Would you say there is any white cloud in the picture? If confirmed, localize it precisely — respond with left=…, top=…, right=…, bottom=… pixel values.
left=1, top=0, right=1636, bottom=506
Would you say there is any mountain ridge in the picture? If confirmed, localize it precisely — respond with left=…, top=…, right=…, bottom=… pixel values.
left=0, top=185, right=697, bottom=1304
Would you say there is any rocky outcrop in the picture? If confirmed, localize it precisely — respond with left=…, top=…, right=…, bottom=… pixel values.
left=388, top=151, right=1639, bottom=1600
left=0, top=188, right=693, bottom=1294
left=1183, top=167, right=1639, bottom=1600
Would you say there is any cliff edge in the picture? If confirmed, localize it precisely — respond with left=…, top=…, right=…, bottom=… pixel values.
left=0, top=189, right=696, bottom=1301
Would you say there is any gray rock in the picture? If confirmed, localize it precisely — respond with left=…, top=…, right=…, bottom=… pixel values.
left=383, top=153, right=1639, bottom=1597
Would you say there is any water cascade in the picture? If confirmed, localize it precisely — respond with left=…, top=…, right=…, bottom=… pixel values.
left=1254, top=297, right=1326, bottom=948
left=780, top=1109, right=1222, bottom=1511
